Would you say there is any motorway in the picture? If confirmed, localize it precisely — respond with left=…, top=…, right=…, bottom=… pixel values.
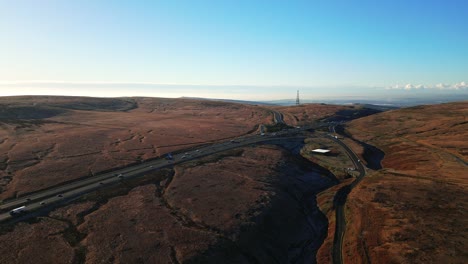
left=0, top=123, right=314, bottom=222
left=1, top=111, right=363, bottom=264
left=329, top=127, right=366, bottom=264
left=271, top=110, right=285, bottom=124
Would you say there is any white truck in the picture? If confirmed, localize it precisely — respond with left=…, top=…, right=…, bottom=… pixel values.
left=9, top=206, right=27, bottom=216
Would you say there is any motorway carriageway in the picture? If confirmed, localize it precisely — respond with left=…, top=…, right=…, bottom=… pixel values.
left=0, top=125, right=318, bottom=222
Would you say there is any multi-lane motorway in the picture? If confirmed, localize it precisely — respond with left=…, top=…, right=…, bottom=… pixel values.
left=272, top=110, right=285, bottom=124
left=0, top=124, right=314, bottom=222
left=1, top=114, right=365, bottom=264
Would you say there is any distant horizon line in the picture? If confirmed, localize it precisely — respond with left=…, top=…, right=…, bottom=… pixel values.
left=0, top=80, right=467, bottom=90
left=0, top=80, right=381, bottom=89
left=1, top=93, right=467, bottom=101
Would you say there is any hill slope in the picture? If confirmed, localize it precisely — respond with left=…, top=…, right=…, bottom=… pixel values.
left=0, top=96, right=272, bottom=199
left=336, top=102, right=467, bottom=263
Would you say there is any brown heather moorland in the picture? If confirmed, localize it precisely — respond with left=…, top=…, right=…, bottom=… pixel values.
left=329, top=102, right=467, bottom=263
left=0, top=96, right=273, bottom=199
left=278, top=104, right=380, bottom=126
left=0, top=97, right=369, bottom=201
left=0, top=96, right=391, bottom=263
left=0, top=144, right=336, bottom=264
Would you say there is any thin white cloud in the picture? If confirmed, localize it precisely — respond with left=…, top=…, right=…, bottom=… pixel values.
left=0, top=80, right=333, bottom=88
left=0, top=81, right=297, bottom=100
left=0, top=80, right=204, bottom=86
left=404, top=84, right=414, bottom=90
left=453, top=81, right=468, bottom=90
left=387, top=82, right=467, bottom=90
left=435, top=83, right=450, bottom=89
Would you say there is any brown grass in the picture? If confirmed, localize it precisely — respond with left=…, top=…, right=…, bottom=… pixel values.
left=275, top=104, right=350, bottom=125
left=0, top=96, right=272, bottom=199
left=0, top=144, right=334, bottom=263
left=0, top=218, right=74, bottom=264
left=340, top=102, right=468, bottom=263
left=276, top=103, right=379, bottom=126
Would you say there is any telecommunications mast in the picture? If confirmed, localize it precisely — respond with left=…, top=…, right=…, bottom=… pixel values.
left=296, top=90, right=300, bottom=106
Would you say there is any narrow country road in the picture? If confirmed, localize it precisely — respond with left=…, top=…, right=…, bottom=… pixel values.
left=329, top=127, right=366, bottom=264
left=1, top=112, right=366, bottom=264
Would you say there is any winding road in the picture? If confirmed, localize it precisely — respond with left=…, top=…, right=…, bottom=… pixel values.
left=1, top=111, right=366, bottom=264
left=329, top=127, right=366, bottom=264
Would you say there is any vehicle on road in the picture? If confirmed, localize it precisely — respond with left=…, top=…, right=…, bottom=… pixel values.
left=57, top=194, right=63, bottom=198
left=40, top=201, right=46, bottom=205
left=166, top=153, right=173, bottom=160
left=9, top=206, right=27, bottom=216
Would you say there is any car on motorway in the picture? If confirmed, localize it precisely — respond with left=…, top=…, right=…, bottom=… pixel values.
left=57, top=194, right=63, bottom=198
left=40, top=201, right=46, bottom=205
left=181, top=155, right=186, bottom=159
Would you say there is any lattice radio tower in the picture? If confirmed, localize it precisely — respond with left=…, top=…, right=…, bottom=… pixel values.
left=296, top=90, right=300, bottom=106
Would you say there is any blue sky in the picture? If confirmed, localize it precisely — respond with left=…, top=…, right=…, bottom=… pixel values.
left=0, top=0, right=467, bottom=100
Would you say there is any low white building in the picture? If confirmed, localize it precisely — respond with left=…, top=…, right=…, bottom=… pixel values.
left=311, top=149, right=331, bottom=154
